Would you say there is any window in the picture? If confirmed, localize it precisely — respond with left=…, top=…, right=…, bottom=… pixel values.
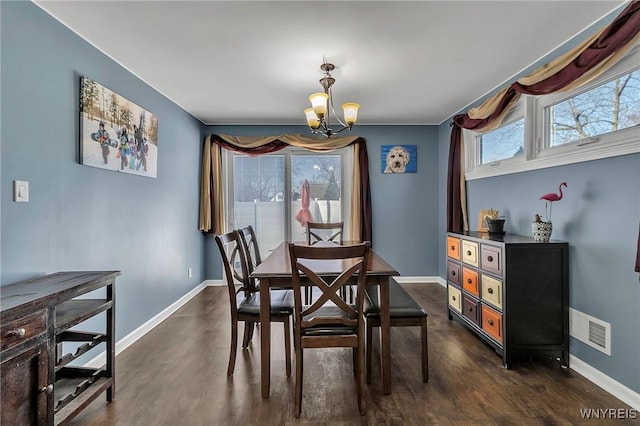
left=464, top=44, right=640, bottom=180
left=478, top=118, right=525, bottom=164
left=465, top=97, right=530, bottom=179
left=546, top=69, right=640, bottom=147
left=224, top=147, right=350, bottom=254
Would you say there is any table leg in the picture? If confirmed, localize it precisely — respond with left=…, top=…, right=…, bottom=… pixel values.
left=379, top=276, right=391, bottom=394
left=260, top=278, right=271, bottom=398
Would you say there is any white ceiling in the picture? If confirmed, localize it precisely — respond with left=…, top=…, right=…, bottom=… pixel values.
left=34, top=0, right=625, bottom=126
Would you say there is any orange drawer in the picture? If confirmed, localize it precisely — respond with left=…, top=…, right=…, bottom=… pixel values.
left=447, top=236, right=460, bottom=260
left=481, top=305, right=503, bottom=343
left=0, top=310, right=47, bottom=352
left=481, top=244, right=502, bottom=276
left=448, top=285, right=462, bottom=313
left=462, top=267, right=479, bottom=296
left=447, top=261, right=460, bottom=285
left=462, top=240, right=479, bottom=267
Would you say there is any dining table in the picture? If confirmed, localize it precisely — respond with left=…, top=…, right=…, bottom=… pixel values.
left=251, top=240, right=399, bottom=398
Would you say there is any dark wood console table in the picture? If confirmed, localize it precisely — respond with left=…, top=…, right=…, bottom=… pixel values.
left=1, top=271, right=120, bottom=425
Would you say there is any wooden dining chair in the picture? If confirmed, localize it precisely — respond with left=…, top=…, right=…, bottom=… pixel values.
left=288, top=242, right=370, bottom=417
left=214, top=231, right=293, bottom=377
left=304, top=222, right=345, bottom=303
left=365, top=278, right=429, bottom=383
left=306, top=221, right=344, bottom=245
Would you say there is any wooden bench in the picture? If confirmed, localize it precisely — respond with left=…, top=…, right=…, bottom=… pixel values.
left=365, top=278, right=429, bottom=383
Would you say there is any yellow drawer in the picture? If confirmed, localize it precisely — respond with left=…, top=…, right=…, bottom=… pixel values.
left=448, top=285, right=462, bottom=313
left=481, top=274, right=503, bottom=310
left=462, top=240, right=479, bottom=267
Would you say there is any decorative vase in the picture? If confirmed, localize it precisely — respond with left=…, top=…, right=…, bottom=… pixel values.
left=531, top=221, right=553, bottom=242
left=487, top=219, right=506, bottom=235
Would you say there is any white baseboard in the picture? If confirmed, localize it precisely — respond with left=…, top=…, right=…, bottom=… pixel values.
left=84, top=277, right=638, bottom=411
left=85, top=280, right=210, bottom=368
left=394, top=276, right=446, bottom=287
left=570, top=355, right=640, bottom=410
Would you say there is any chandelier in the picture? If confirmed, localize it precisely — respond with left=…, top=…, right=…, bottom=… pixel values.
left=304, top=61, right=360, bottom=138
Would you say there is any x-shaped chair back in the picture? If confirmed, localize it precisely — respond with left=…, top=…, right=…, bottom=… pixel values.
left=288, top=242, right=370, bottom=332
left=306, top=222, right=344, bottom=245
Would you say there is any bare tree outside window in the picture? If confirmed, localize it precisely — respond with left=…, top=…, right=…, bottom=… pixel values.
left=549, top=69, right=640, bottom=146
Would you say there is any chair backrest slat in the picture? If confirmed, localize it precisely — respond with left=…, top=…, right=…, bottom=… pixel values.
left=306, top=222, right=344, bottom=245
left=238, top=225, right=261, bottom=290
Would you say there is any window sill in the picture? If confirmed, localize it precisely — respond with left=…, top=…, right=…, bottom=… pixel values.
left=465, top=134, right=639, bottom=180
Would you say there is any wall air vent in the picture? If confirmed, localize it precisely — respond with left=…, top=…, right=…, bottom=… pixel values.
left=570, top=308, right=611, bottom=356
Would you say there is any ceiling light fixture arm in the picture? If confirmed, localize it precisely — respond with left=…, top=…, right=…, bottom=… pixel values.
left=304, top=61, right=359, bottom=138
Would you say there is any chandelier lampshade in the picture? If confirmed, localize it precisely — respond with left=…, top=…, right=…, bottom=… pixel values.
left=304, top=61, right=359, bottom=138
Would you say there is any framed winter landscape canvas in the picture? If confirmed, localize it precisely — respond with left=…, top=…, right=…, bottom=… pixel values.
left=80, top=76, right=158, bottom=178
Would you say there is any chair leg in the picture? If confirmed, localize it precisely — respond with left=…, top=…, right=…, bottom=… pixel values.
left=357, top=340, right=367, bottom=415
left=294, top=341, right=303, bottom=418
left=421, top=317, right=429, bottom=382
left=227, top=319, right=238, bottom=376
left=242, top=322, right=253, bottom=349
left=366, top=321, right=373, bottom=384
left=284, top=317, right=292, bottom=377
left=352, top=348, right=357, bottom=377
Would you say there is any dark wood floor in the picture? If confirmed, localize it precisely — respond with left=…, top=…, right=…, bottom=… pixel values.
left=71, top=284, right=635, bottom=425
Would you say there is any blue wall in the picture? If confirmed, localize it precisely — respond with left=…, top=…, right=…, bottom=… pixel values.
left=3, top=0, right=636, bottom=401
left=204, top=125, right=440, bottom=280
left=436, top=8, right=640, bottom=393
left=1, top=2, right=205, bottom=340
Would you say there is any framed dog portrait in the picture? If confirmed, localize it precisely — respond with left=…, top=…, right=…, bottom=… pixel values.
left=381, top=145, right=417, bottom=174
left=80, top=76, right=159, bottom=178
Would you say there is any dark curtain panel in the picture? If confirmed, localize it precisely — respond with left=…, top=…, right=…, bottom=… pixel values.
left=356, top=140, right=373, bottom=242
left=446, top=123, right=463, bottom=232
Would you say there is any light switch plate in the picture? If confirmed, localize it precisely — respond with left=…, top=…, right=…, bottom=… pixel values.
left=14, top=180, right=29, bottom=202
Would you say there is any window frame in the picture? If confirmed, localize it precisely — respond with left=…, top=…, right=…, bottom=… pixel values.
left=464, top=96, right=533, bottom=180
left=464, top=43, right=640, bottom=181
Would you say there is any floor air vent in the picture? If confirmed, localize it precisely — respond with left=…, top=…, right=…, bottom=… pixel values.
left=570, top=308, right=611, bottom=355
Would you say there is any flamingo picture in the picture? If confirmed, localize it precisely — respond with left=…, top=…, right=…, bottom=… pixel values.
left=539, top=182, right=567, bottom=222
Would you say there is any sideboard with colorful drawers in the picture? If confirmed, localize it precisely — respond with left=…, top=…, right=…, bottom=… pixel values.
left=446, top=231, right=569, bottom=368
